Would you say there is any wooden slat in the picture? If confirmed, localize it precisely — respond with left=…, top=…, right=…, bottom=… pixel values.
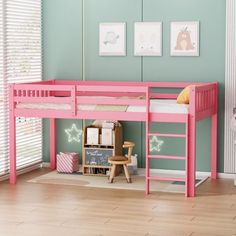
left=148, top=133, right=186, bottom=138
left=148, top=176, right=186, bottom=182
left=148, top=155, right=186, bottom=160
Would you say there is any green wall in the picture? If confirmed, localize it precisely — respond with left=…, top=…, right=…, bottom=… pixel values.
left=43, top=0, right=225, bottom=172
left=42, top=0, right=84, bottom=158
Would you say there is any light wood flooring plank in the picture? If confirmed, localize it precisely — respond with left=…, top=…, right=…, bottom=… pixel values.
left=0, top=168, right=236, bottom=236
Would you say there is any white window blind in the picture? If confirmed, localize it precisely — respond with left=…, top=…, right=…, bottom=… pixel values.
left=0, top=0, right=42, bottom=176
left=0, top=0, right=7, bottom=175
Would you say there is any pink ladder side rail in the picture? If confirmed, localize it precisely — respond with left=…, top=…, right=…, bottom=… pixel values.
left=188, top=86, right=197, bottom=197
left=185, top=114, right=189, bottom=197
left=145, top=86, right=150, bottom=195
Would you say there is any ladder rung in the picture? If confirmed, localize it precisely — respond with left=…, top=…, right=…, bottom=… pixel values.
left=148, top=133, right=186, bottom=138
left=148, top=176, right=185, bottom=182
left=148, top=155, right=186, bottom=160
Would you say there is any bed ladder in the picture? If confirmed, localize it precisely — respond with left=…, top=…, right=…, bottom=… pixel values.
left=145, top=89, right=189, bottom=196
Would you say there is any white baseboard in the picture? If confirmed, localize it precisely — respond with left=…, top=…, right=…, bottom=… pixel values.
left=0, top=163, right=42, bottom=182
left=218, top=172, right=236, bottom=179
left=42, top=162, right=50, bottom=168
left=42, top=163, right=236, bottom=180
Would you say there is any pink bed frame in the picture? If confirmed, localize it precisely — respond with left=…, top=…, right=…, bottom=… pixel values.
left=9, top=80, right=218, bottom=197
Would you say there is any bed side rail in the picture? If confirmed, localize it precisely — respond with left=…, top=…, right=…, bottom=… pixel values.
left=190, top=82, right=218, bottom=120
left=147, top=82, right=206, bottom=99
left=76, top=84, right=147, bottom=106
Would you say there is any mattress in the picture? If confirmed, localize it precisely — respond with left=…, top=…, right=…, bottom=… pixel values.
left=16, top=98, right=189, bottom=114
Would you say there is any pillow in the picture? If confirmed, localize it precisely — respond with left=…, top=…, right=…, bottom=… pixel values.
left=176, top=85, right=195, bottom=104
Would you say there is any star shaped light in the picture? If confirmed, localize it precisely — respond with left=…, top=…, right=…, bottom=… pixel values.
left=65, top=124, right=82, bottom=143
left=150, top=136, right=164, bottom=152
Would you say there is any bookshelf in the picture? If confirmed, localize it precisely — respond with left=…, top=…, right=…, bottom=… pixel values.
left=82, top=125, right=123, bottom=176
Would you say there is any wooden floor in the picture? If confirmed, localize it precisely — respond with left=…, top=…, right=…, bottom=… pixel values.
left=0, top=169, right=236, bottom=236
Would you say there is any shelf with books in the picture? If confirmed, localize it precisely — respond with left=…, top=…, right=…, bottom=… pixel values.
left=82, top=124, right=123, bottom=176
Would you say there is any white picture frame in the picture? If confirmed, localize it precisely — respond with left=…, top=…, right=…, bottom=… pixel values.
left=134, top=22, right=162, bottom=56
left=99, top=22, right=126, bottom=56
left=170, top=21, right=199, bottom=56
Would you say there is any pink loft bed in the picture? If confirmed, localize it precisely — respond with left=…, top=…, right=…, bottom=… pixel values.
left=9, top=80, right=218, bottom=197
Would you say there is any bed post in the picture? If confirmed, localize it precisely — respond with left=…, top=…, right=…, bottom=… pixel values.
left=211, top=114, right=217, bottom=179
left=187, top=87, right=196, bottom=197
left=9, top=84, right=16, bottom=184
left=50, top=118, right=56, bottom=170
left=211, top=84, right=218, bottom=179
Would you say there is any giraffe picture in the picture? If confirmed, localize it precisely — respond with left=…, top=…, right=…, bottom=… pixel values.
left=171, top=21, right=199, bottom=56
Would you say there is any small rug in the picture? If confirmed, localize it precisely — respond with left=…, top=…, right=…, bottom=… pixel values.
left=28, top=171, right=208, bottom=194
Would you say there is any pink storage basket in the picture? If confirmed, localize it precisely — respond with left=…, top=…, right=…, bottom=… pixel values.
left=57, top=152, right=79, bottom=173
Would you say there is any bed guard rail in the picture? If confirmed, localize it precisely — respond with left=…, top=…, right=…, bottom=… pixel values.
left=75, top=84, right=148, bottom=107
left=10, top=83, right=77, bottom=115
left=189, top=82, right=218, bottom=120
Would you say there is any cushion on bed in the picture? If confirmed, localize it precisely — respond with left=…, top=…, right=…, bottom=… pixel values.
left=176, top=85, right=195, bottom=104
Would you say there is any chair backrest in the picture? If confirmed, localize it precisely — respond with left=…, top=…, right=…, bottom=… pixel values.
left=122, top=141, right=135, bottom=162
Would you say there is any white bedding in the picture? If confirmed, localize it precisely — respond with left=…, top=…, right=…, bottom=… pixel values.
left=16, top=99, right=189, bottom=114
left=127, top=99, right=189, bottom=114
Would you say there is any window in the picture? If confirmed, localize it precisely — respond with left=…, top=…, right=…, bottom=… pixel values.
left=0, top=0, right=42, bottom=177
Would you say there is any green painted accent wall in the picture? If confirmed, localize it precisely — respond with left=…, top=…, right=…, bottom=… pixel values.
left=43, top=0, right=83, bottom=80
left=42, top=0, right=83, bottom=159
left=84, top=0, right=142, bottom=81
left=42, top=0, right=225, bottom=172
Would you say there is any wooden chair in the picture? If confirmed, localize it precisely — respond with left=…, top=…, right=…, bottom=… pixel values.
left=108, top=141, right=135, bottom=183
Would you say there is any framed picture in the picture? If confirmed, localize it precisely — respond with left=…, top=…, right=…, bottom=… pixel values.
left=170, top=21, right=199, bottom=56
left=134, top=22, right=162, bottom=56
left=99, top=22, right=126, bottom=56
left=101, top=128, right=113, bottom=145
left=86, top=127, right=99, bottom=145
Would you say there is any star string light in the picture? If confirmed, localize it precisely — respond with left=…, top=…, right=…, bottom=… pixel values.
left=65, top=124, right=82, bottom=143
left=149, top=136, right=164, bottom=152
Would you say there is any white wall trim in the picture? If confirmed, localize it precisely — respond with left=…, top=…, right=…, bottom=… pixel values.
left=42, top=162, right=50, bottom=168
left=0, top=163, right=42, bottom=182
left=224, top=0, right=236, bottom=173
